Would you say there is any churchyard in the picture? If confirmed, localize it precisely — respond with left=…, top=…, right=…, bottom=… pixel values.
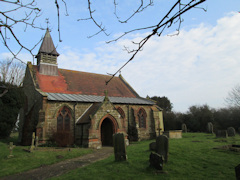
left=0, top=132, right=240, bottom=179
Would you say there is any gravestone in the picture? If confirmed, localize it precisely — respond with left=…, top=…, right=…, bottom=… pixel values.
left=235, top=164, right=240, bottom=180
left=35, top=136, right=39, bottom=149
left=30, top=132, right=35, bottom=152
left=149, top=152, right=163, bottom=170
left=207, top=122, right=214, bottom=134
left=125, top=139, right=129, bottom=146
left=8, top=142, right=15, bottom=158
left=113, top=133, right=127, bottom=161
left=182, top=123, right=187, bottom=133
left=149, top=142, right=156, bottom=151
left=156, top=135, right=169, bottom=163
left=227, top=127, right=236, bottom=137
left=216, top=130, right=228, bottom=138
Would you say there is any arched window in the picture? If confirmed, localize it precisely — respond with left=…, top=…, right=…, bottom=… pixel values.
left=138, top=108, right=147, bottom=128
left=57, top=106, right=71, bottom=132
left=117, top=107, right=125, bottom=119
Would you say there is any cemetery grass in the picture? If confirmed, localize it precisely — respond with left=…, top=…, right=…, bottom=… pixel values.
left=51, top=133, right=240, bottom=180
left=0, top=133, right=93, bottom=177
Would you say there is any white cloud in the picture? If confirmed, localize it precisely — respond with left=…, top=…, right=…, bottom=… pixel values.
left=57, top=12, right=240, bottom=112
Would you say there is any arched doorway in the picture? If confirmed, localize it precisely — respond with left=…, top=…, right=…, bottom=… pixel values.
left=101, top=118, right=115, bottom=146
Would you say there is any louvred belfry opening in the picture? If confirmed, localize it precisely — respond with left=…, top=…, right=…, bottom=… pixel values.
left=36, top=28, right=59, bottom=76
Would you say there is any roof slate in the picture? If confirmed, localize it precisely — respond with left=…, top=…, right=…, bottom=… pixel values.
left=45, top=92, right=154, bottom=105
left=76, top=103, right=102, bottom=124
left=35, top=66, right=138, bottom=98
left=37, top=29, right=59, bottom=56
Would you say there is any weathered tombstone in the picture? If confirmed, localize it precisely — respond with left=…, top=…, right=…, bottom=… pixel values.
left=149, top=142, right=156, bottom=151
left=8, top=142, right=15, bottom=158
left=113, top=133, right=127, bottom=161
left=125, top=139, right=129, bottom=146
left=149, top=152, right=163, bottom=170
left=29, top=132, right=35, bottom=152
left=216, top=130, right=228, bottom=138
left=227, top=127, right=236, bottom=137
left=235, top=164, right=240, bottom=180
left=156, top=135, right=169, bottom=163
left=182, top=123, right=187, bottom=133
left=35, top=136, right=39, bottom=149
left=207, top=122, right=214, bottom=134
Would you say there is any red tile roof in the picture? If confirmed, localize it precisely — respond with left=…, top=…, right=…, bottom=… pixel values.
left=35, top=66, right=137, bottom=98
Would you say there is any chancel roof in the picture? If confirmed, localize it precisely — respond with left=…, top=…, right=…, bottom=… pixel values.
left=35, top=66, right=140, bottom=98
left=37, top=29, right=59, bottom=56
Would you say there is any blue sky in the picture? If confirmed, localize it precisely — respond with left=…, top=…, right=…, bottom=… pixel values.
left=1, top=0, right=240, bottom=112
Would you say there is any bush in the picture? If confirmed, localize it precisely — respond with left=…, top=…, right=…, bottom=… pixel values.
left=50, top=130, right=74, bottom=147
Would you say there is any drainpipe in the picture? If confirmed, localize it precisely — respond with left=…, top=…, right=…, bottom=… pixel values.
left=73, top=102, right=77, bottom=144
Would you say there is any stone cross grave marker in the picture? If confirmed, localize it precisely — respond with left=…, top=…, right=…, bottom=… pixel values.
left=156, top=135, right=169, bottom=163
left=8, top=142, right=15, bottom=158
left=30, top=132, right=35, bottom=152
left=156, top=120, right=162, bottom=136
left=113, top=133, right=127, bottom=161
left=182, top=123, right=187, bottom=133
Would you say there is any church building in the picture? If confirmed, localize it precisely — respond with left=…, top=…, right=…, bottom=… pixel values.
left=19, top=29, right=164, bottom=148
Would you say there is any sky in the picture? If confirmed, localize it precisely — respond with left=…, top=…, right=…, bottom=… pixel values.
left=1, top=0, right=240, bottom=112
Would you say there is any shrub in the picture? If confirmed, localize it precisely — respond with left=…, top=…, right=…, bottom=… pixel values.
left=0, top=84, right=24, bottom=138
left=50, top=130, right=74, bottom=147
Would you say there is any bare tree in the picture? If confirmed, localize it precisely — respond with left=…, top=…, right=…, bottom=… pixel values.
left=225, top=84, right=240, bottom=108
left=1, top=0, right=207, bottom=83
left=0, top=0, right=44, bottom=63
left=0, top=58, right=25, bottom=97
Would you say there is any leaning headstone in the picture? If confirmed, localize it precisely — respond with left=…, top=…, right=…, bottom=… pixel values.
left=8, top=142, right=15, bottom=158
left=235, top=164, right=240, bottom=180
left=113, top=133, right=127, bottom=161
left=149, top=152, right=164, bottom=170
left=182, top=123, right=187, bottom=133
left=156, top=135, right=169, bottom=163
left=149, top=142, right=156, bottom=151
left=207, top=122, right=214, bottom=134
left=227, top=127, right=236, bottom=137
left=29, top=132, right=35, bottom=152
left=216, top=130, right=228, bottom=138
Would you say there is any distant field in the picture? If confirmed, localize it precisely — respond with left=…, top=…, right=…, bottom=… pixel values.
left=51, top=133, right=240, bottom=180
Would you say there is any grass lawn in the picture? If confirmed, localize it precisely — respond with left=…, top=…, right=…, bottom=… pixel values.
left=51, top=133, right=240, bottom=180
left=0, top=133, right=93, bottom=177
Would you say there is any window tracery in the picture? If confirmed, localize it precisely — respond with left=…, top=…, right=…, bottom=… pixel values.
left=138, top=108, right=147, bottom=128
left=57, top=106, right=71, bottom=132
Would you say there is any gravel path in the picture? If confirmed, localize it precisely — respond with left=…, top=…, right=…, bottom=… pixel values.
left=1, top=147, right=113, bottom=180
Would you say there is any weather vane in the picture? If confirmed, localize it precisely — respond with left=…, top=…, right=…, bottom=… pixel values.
left=45, top=18, right=50, bottom=29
